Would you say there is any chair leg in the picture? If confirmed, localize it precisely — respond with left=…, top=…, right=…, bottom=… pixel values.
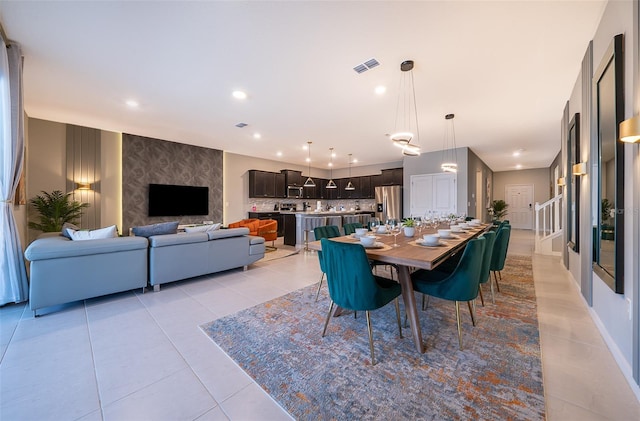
left=493, top=271, right=501, bottom=292
left=315, top=273, right=325, bottom=302
left=455, top=301, right=463, bottom=350
left=322, top=301, right=335, bottom=337
left=478, top=285, right=485, bottom=307
left=467, top=300, right=477, bottom=326
left=365, top=311, right=376, bottom=365
left=394, top=298, right=403, bottom=339
left=421, top=294, right=430, bottom=311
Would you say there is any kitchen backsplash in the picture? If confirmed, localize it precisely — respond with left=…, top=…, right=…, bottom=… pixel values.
left=249, top=198, right=377, bottom=212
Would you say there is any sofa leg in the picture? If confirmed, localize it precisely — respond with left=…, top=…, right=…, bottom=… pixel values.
left=243, top=265, right=248, bottom=271
left=153, top=284, right=160, bottom=292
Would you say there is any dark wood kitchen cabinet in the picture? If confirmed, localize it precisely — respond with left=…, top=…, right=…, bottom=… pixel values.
left=380, top=168, right=403, bottom=186
left=249, top=170, right=278, bottom=198
left=283, top=214, right=297, bottom=246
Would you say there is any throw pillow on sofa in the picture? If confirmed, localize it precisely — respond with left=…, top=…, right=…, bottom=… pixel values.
left=184, top=223, right=222, bottom=233
left=61, top=222, right=80, bottom=239
left=131, top=221, right=179, bottom=237
left=67, top=225, right=118, bottom=241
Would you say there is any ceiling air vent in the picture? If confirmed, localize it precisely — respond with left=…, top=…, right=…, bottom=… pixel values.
left=235, top=122, right=248, bottom=128
left=353, top=58, right=380, bottom=74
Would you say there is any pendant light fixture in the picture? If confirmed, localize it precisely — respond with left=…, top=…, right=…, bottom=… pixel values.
left=441, top=113, right=458, bottom=173
left=326, top=148, right=337, bottom=189
left=345, top=154, right=355, bottom=190
left=390, top=60, right=421, bottom=156
left=303, top=141, right=316, bottom=188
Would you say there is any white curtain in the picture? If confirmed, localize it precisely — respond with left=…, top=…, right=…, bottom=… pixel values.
left=0, top=34, right=28, bottom=305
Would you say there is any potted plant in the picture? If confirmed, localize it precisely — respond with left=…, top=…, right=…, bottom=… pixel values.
left=402, top=218, right=415, bottom=237
left=489, top=199, right=508, bottom=221
left=28, top=190, right=89, bottom=233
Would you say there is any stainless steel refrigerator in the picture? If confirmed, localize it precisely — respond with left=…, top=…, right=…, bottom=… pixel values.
left=375, top=185, right=402, bottom=222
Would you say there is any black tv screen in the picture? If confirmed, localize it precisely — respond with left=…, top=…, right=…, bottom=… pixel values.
left=148, top=184, right=209, bottom=217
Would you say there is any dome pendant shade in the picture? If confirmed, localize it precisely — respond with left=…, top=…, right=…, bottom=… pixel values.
left=304, top=141, right=315, bottom=187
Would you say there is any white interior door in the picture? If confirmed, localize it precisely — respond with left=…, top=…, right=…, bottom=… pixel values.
left=410, top=173, right=456, bottom=218
left=505, top=184, right=534, bottom=229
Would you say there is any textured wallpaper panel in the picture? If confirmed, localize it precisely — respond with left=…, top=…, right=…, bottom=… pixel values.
left=122, top=134, right=223, bottom=233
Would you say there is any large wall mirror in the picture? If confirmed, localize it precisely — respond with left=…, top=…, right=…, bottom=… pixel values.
left=567, top=113, right=580, bottom=252
left=593, top=34, right=624, bottom=294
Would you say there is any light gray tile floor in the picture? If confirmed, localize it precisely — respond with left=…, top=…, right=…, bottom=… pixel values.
left=1, top=232, right=638, bottom=420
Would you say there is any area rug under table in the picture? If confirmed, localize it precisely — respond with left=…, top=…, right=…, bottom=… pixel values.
left=201, top=255, right=544, bottom=420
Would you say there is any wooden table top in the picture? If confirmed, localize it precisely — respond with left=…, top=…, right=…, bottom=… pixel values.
left=308, top=224, right=490, bottom=271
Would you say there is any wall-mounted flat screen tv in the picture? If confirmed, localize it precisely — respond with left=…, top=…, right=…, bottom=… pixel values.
left=148, top=184, right=209, bottom=217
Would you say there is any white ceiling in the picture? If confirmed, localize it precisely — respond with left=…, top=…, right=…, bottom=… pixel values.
left=0, top=1, right=606, bottom=172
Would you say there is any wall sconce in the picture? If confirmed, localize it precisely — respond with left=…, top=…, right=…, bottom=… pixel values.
left=75, top=182, right=91, bottom=190
left=572, top=163, right=587, bottom=176
left=619, top=115, right=640, bottom=143
left=557, top=177, right=566, bottom=186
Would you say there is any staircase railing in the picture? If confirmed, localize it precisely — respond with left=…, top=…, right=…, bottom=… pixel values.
left=534, top=194, right=563, bottom=253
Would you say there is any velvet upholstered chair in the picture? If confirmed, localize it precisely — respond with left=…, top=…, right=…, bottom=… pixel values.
left=313, top=225, right=341, bottom=301
left=410, top=237, right=485, bottom=350
left=477, top=231, right=497, bottom=306
left=490, top=224, right=511, bottom=292
left=228, top=218, right=278, bottom=249
left=320, top=238, right=403, bottom=365
left=343, top=222, right=364, bottom=235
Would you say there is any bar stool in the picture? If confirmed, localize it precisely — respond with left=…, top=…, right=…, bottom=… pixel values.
left=304, top=216, right=326, bottom=251
left=359, top=214, right=371, bottom=228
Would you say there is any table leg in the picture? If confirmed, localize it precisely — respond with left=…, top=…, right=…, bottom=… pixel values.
left=397, top=265, right=424, bottom=353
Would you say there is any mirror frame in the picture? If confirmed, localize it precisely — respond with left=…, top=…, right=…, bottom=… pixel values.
left=592, top=34, right=624, bottom=294
left=567, top=113, right=580, bottom=252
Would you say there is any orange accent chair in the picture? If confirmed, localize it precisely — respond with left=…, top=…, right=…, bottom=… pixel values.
left=228, top=218, right=278, bottom=249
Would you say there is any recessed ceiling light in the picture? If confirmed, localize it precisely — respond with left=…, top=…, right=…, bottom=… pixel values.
left=232, top=90, right=247, bottom=100
left=305, top=157, right=310, bottom=162
left=375, top=85, right=386, bottom=95
left=303, top=144, right=308, bottom=150
left=328, top=162, right=333, bottom=167
left=125, top=100, right=139, bottom=108
left=513, top=148, right=525, bottom=157
left=352, top=158, right=358, bottom=163
left=253, top=133, right=261, bottom=139
left=515, top=164, right=523, bottom=169
left=276, top=151, right=282, bottom=157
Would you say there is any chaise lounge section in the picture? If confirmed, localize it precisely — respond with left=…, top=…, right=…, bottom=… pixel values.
left=24, top=233, right=149, bottom=316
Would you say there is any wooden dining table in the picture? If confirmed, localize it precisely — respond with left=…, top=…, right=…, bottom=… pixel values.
left=307, top=223, right=490, bottom=353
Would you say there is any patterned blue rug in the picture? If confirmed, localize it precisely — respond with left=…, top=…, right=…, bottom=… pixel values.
left=201, top=255, right=544, bottom=420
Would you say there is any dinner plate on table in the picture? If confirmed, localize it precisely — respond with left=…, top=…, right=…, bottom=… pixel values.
left=362, top=242, right=385, bottom=249
left=415, top=239, right=445, bottom=247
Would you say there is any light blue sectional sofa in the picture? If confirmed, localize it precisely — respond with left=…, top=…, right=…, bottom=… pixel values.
left=148, top=227, right=265, bottom=291
left=24, top=233, right=149, bottom=316
left=24, top=227, right=266, bottom=315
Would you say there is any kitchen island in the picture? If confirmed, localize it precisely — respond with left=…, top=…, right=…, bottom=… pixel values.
left=282, top=210, right=374, bottom=248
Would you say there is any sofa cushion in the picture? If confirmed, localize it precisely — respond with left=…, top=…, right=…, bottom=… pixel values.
left=67, top=225, right=118, bottom=241
left=61, top=222, right=80, bottom=239
left=25, top=235, right=148, bottom=261
left=132, top=221, right=179, bottom=237
left=148, top=232, right=209, bottom=247
left=207, top=227, right=250, bottom=240
left=184, top=223, right=221, bottom=233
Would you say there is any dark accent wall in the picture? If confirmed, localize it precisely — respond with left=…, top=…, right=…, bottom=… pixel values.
left=122, top=134, right=223, bottom=233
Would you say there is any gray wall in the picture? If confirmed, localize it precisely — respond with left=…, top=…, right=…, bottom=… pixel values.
left=122, top=134, right=223, bottom=233
left=467, top=148, right=494, bottom=221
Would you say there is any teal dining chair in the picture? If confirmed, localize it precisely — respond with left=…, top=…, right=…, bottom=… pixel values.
left=410, top=237, right=485, bottom=350
left=343, top=222, right=364, bottom=235
left=477, top=231, right=497, bottom=305
left=490, top=224, right=511, bottom=292
left=313, top=225, right=342, bottom=301
left=320, top=238, right=403, bottom=365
